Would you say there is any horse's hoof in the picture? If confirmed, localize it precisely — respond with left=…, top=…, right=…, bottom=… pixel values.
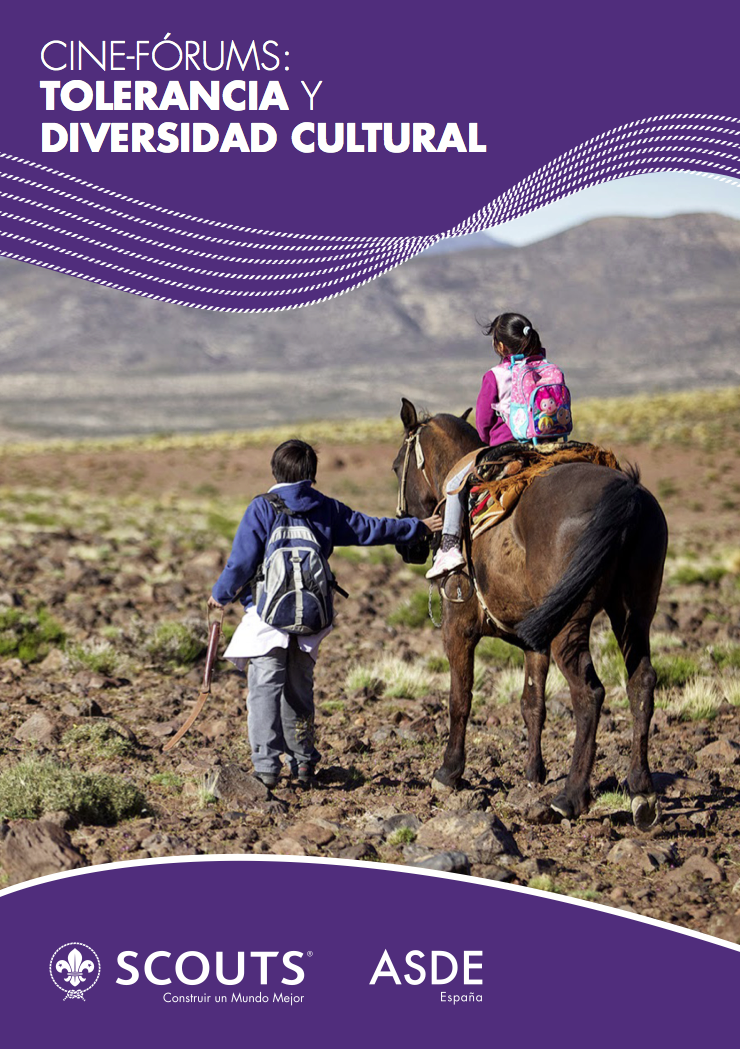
left=550, top=793, right=575, bottom=820
left=631, top=793, right=660, bottom=832
left=431, top=775, right=454, bottom=794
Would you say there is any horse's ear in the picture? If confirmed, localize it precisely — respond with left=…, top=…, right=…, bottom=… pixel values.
left=460, top=407, right=474, bottom=423
left=400, top=397, right=418, bottom=433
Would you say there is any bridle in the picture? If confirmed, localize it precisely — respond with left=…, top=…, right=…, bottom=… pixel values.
left=395, top=425, right=436, bottom=518
left=396, top=423, right=511, bottom=633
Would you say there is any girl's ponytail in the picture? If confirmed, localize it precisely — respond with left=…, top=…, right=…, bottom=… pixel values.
left=484, top=312, right=542, bottom=357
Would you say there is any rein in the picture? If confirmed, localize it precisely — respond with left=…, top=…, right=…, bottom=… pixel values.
left=395, top=426, right=436, bottom=518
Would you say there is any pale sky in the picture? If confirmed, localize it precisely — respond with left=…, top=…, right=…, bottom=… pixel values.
left=489, top=171, right=740, bottom=245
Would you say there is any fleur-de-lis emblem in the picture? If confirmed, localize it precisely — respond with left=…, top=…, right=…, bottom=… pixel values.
left=56, top=948, right=95, bottom=987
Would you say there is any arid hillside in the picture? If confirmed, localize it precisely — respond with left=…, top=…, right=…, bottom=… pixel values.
left=0, top=213, right=738, bottom=438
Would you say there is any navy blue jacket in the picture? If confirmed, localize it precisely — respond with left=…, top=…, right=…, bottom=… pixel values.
left=212, top=481, right=428, bottom=608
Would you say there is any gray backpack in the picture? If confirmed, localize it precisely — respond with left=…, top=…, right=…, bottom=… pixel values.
left=253, top=494, right=339, bottom=635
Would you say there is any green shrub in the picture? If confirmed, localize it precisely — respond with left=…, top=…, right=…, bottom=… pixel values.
left=207, top=512, right=239, bottom=543
left=62, top=723, right=136, bottom=759
left=0, top=607, right=66, bottom=663
left=477, top=637, right=525, bottom=667
left=672, top=565, right=726, bottom=585
left=66, top=640, right=125, bottom=677
left=320, top=700, right=345, bottom=714
left=711, top=644, right=740, bottom=671
left=653, top=654, right=700, bottom=688
left=388, top=588, right=440, bottom=629
left=145, top=621, right=207, bottom=665
left=387, top=827, right=417, bottom=846
left=0, top=757, right=146, bottom=824
left=150, top=772, right=183, bottom=789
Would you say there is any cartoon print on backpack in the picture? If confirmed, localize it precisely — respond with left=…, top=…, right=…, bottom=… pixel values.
left=534, top=386, right=564, bottom=435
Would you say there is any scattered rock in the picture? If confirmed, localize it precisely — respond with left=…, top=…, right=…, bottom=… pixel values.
left=205, top=764, right=272, bottom=809
left=607, top=839, right=665, bottom=873
left=696, top=738, right=740, bottom=766
left=199, top=719, right=230, bottom=742
left=412, top=851, right=470, bottom=874
left=370, top=726, right=397, bottom=745
left=473, top=863, right=515, bottom=883
left=0, top=820, right=85, bottom=884
left=147, top=721, right=177, bottom=739
left=397, top=716, right=436, bottom=742
left=42, top=810, right=76, bottom=831
left=0, top=659, right=23, bottom=682
left=651, top=772, right=706, bottom=797
left=667, top=854, right=725, bottom=885
left=442, top=789, right=490, bottom=813
left=689, top=810, right=717, bottom=832
left=707, top=913, right=740, bottom=945
left=290, top=822, right=336, bottom=847
left=505, top=785, right=555, bottom=824
left=39, top=649, right=67, bottom=673
left=61, top=697, right=104, bottom=718
left=140, top=832, right=192, bottom=857
left=382, top=813, right=421, bottom=835
left=335, top=842, right=378, bottom=861
left=516, top=857, right=557, bottom=879
left=14, top=711, right=61, bottom=745
left=416, top=812, right=519, bottom=863
left=270, top=838, right=307, bottom=856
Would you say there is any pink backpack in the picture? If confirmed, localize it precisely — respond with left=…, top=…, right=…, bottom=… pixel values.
left=495, top=355, right=572, bottom=444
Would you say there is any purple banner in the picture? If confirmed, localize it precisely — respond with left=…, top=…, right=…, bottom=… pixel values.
left=1, top=1, right=738, bottom=308
left=1, top=858, right=738, bottom=1045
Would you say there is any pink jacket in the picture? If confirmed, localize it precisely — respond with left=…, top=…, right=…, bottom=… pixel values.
left=475, top=368, right=513, bottom=446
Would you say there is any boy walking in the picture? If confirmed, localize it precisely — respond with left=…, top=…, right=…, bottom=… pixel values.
left=208, top=439, right=441, bottom=788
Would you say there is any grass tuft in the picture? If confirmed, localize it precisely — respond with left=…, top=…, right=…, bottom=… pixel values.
left=145, top=620, right=207, bottom=666
left=388, top=588, right=440, bottom=629
left=66, top=639, right=126, bottom=677
left=62, top=722, right=136, bottom=759
left=653, top=654, right=701, bottom=688
left=345, top=656, right=435, bottom=700
left=387, top=826, right=417, bottom=846
left=0, top=607, right=66, bottom=663
left=664, top=677, right=723, bottom=721
left=0, top=756, right=146, bottom=824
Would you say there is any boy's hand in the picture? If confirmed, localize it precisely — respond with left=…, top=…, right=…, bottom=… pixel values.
left=207, top=595, right=224, bottom=610
left=422, top=514, right=443, bottom=534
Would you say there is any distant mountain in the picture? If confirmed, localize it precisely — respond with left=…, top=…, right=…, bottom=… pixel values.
left=422, top=231, right=510, bottom=254
left=0, top=212, right=739, bottom=437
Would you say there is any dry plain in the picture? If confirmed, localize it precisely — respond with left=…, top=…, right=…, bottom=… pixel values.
left=1, top=390, right=740, bottom=943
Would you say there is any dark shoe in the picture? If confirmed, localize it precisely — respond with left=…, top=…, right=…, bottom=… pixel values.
left=253, top=771, right=279, bottom=789
left=297, top=764, right=317, bottom=787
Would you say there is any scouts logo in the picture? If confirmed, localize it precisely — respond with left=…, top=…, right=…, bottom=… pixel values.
left=50, top=943, right=101, bottom=1000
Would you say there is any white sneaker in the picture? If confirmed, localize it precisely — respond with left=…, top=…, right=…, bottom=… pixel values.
left=426, top=548, right=465, bottom=579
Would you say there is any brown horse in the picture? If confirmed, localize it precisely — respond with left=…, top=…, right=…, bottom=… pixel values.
left=393, top=399, right=668, bottom=828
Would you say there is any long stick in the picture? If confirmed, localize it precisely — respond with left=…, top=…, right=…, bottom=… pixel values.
left=162, top=610, right=223, bottom=752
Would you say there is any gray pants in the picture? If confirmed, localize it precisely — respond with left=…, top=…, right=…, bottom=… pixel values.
left=246, top=639, right=320, bottom=774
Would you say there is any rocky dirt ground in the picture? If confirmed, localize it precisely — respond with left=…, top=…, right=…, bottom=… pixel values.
left=1, top=423, right=739, bottom=943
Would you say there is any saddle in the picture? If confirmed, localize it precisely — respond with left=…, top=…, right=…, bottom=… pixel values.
left=445, top=441, right=622, bottom=543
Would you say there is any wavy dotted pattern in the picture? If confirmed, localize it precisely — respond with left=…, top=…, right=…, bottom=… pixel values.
left=1, top=113, right=740, bottom=312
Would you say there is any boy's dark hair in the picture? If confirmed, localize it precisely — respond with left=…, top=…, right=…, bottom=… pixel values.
left=271, top=439, right=318, bottom=484
left=484, top=312, right=542, bottom=358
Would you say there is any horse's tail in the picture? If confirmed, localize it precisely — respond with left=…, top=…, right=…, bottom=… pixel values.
left=516, top=471, right=642, bottom=652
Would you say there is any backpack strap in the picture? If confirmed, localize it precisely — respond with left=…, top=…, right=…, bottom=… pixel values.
left=260, top=491, right=307, bottom=518
left=257, top=492, right=349, bottom=600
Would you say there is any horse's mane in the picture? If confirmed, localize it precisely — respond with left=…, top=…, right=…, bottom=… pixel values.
left=428, top=411, right=480, bottom=446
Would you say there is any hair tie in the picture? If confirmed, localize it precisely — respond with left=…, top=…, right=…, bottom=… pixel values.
left=522, top=326, right=531, bottom=336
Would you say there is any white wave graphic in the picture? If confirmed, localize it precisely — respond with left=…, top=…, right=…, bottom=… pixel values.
left=1, top=114, right=739, bottom=312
